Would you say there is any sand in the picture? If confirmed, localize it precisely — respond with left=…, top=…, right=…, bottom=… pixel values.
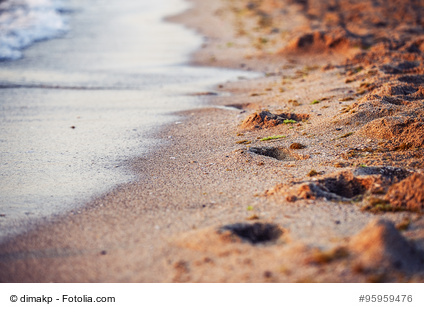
left=1, top=0, right=424, bottom=282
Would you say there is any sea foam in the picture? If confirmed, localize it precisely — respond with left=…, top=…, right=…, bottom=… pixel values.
left=0, top=0, right=68, bottom=60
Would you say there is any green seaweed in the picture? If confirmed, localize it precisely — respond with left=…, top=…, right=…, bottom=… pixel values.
left=355, top=66, right=363, bottom=73
left=361, top=197, right=407, bottom=214
left=260, top=135, right=286, bottom=141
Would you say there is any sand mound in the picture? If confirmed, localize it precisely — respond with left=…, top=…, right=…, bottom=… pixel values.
left=349, top=219, right=424, bottom=272
left=359, top=115, right=424, bottom=148
left=268, top=167, right=411, bottom=202
left=341, top=30, right=424, bottom=145
left=384, top=173, right=424, bottom=212
left=284, top=28, right=355, bottom=54
left=282, top=0, right=424, bottom=55
left=240, top=111, right=309, bottom=130
left=347, top=68, right=424, bottom=147
left=289, top=0, right=423, bottom=29
left=348, top=40, right=424, bottom=68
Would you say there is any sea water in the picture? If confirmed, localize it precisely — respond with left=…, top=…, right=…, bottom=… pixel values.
left=0, top=0, right=68, bottom=60
left=0, top=0, right=257, bottom=241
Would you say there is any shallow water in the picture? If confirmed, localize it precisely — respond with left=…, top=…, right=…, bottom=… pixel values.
left=0, top=0, right=256, bottom=241
left=0, top=0, right=68, bottom=60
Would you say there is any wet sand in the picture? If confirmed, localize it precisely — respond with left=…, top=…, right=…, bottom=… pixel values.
left=1, top=0, right=424, bottom=282
left=0, top=0, right=250, bottom=241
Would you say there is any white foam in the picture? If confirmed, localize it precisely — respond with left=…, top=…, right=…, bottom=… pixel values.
left=0, top=0, right=68, bottom=60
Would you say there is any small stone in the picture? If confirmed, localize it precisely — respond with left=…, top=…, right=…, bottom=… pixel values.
left=289, top=142, right=306, bottom=149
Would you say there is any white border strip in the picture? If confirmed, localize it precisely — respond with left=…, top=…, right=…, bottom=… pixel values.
left=1, top=283, right=423, bottom=313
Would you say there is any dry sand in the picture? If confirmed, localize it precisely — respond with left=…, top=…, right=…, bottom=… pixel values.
left=1, top=0, right=424, bottom=282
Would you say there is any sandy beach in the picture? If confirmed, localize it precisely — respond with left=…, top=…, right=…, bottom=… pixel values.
left=1, top=0, right=424, bottom=282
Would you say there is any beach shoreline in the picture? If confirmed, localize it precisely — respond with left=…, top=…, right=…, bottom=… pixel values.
left=1, top=0, right=424, bottom=282
left=0, top=0, right=251, bottom=243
